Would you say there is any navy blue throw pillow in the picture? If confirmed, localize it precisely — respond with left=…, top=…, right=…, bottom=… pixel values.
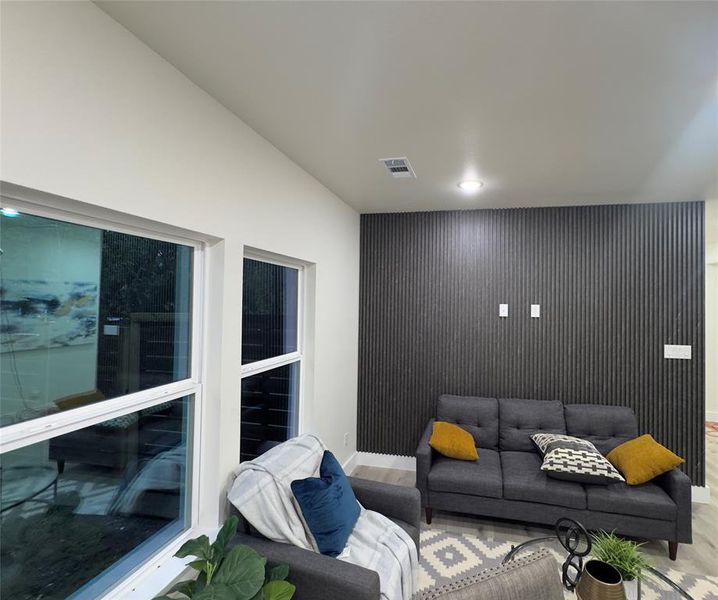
left=290, top=450, right=361, bottom=557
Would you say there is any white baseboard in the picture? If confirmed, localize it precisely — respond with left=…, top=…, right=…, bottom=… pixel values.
left=353, top=452, right=416, bottom=472
left=692, top=485, right=711, bottom=504
left=342, top=451, right=358, bottom=474
left=706, top=411, right=718, bottom=422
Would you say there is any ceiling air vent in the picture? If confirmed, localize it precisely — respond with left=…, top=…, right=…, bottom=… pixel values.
left=379, top=157, right=416, bottom=179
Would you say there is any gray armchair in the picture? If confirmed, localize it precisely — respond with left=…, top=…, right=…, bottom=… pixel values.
left=230, top=476, right=421, bottom=600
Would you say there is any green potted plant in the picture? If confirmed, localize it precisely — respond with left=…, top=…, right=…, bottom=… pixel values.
left=155, top=516, right=295, bottom=600
left=591, top=531, right=651, bottom=600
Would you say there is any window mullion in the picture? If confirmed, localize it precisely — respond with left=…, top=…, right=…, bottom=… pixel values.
left=0, top=381, right=199, bottom=454
left=240, top=352, right=302, bottom=378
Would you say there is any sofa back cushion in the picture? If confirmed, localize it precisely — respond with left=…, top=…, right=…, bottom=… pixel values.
left=499, top=398, right=565, bottom=452
left=436, top=395, right=499, bottom=450
left=565, top=404, right=638, bottom=455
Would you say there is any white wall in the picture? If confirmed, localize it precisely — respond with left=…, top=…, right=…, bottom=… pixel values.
left=0, top=0, right=360, bottom=526
left=706, top=198, right=718, bottom=422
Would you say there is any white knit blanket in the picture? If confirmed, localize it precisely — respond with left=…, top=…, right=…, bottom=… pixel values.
left=228, top=435, right=417, bottom=600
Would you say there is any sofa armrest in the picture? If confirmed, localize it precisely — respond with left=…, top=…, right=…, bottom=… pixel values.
left=655, top=468, right=693, bottom=543
left=349, top=476, right=420, bottom=529
left=231, top=532, right=380, bottom=600
left=415, top=419, right=435, bottom=506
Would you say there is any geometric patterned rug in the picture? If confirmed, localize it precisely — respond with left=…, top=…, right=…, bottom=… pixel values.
left=419, top=528, right=718, bottom=599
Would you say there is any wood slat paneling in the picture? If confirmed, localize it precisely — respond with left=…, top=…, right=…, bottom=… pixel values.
left=358, top=202, right=705, bottom=484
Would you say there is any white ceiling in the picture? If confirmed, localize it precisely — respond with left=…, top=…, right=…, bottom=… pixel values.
left=97, top=1, right=718, bottom=213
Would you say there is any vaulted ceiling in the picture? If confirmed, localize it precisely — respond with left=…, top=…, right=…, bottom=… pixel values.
left=98, top=1, right=718, bottom=213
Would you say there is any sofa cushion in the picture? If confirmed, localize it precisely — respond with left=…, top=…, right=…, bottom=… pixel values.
left=501, top=451, right=586, bottom=509
left=606, top=434, right=685, bottom=485
left=499, top=398, right=565, bottom=452
left=430, top=421, right=479, bottom=461
left=428, top=449, right=502, bottom=499
left=291, top=451, right=361, bottom=556
left=530, top=433, right=625, bottom=485
left=586, top=482, right=677, bottom=521
left=564, top=404, right=637, bottom=455
left=437, top=395, right=499, bottom=450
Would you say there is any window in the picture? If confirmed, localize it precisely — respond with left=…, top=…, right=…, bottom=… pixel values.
left=240, top=257, right=302, bottom=462
left=0, top=212, right=193, bottom=426
left=0, top=396, right=192, bottom=600
left=0, top=204, right=201, bottom=599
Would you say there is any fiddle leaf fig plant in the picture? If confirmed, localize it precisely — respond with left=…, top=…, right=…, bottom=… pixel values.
left=155, top=516, right=295, bottom=600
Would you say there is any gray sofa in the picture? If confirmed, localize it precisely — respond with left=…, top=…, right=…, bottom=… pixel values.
left=231, top=476, right=421, bottom=600
left=416, top=395, right=692, bottom=560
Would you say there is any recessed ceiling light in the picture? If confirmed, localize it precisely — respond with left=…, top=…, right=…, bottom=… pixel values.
left=0, top=207, right=20, bottom=217
left=457, top=180, right=483, bottom=193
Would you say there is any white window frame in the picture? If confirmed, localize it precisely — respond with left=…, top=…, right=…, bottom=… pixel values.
left=240, top=251, right=305, bottom=441
left=0, top=192, right=207, bottom=598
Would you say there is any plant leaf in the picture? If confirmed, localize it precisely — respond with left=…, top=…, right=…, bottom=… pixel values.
left=176, top=535, right=212, bottom=561
left=262, top=580, right=296, bottom=600
left=213, top=545, right=266, bottom=599
left=189, top=559, right=212, bottom=575
left=196, top=571, right=207, bottom=591
left=192, top=583, right=241, bottom=600
left=211, top=516, right=239, bottom=562
left=268, top=564, right=290, bottom=582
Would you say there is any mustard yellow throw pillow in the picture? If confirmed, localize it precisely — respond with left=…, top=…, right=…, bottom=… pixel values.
left=607, top=434, right=684, bottom=485
left=429, top=421, right=479, bottom=461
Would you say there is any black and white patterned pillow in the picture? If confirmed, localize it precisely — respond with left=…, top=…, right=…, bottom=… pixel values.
left=532, top=433, right=590, bottom=455
left=530, top=433, right=625, bottom=485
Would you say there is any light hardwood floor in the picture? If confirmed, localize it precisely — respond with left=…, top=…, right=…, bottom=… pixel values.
left=352, top=426, right=718, bottom=577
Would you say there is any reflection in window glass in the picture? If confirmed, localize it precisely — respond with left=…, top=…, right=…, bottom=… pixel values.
left=241, top=259, right=298, bottom=364
left=0, top=211, right=192, bottom=426
left=0, top=396, right=192, bottom=600
left=240, top=362, right=299, bottom=462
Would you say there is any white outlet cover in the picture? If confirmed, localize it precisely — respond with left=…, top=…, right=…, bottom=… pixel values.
left=664, top=344, right=692, bottom=360
left=499, top=303, right=508, bottom=317
left=531, top=304, right=540, bottom=318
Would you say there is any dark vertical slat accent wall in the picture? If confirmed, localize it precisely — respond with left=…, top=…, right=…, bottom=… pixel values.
left=358, top=202, right=705, bottom=485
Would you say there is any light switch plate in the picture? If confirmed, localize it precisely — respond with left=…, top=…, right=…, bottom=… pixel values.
left=499, top=303, right=508, bottom=318
left=531, top=304, right=540, bottom=318
left=664, top=344, right=692, bottom=360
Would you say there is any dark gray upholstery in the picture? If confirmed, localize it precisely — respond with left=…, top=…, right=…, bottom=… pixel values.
left=565, top=404, right=638, bottom=455
left=231, top=531, right=380, bottom=600
left=501, top=451, right=586, bottom=509
left=416, top=419, right=435, bottom=507
left=229, top=476, right=420, bottom=600
left=499, top=398, right=566, bottom=452
left=429, top=450, right=502, bottom=499
left=437, top=395, right=499, bottom=450
left=416, top=396, right=693, bottom=556
left=655, top=468, right=693, bottom=543
left=586, top=481, right=677, bottom=521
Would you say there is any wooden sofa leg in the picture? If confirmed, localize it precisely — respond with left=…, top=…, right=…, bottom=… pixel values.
left=425, top=507, right=433, bottom=525
left=668, top=541, right=678, bottom=561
